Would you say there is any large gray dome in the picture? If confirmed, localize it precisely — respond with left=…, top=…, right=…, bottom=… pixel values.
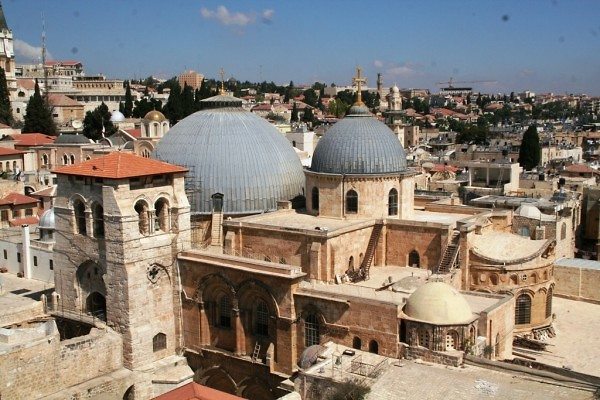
left=154, top=97, right=304, bottom=215
left=311, top=104, right=407, bottom=174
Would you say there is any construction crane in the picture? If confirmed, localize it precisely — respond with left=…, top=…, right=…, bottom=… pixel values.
left=436, top=77, right=496, bottom=89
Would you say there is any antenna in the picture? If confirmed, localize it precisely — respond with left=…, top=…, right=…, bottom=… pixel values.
left=41, top=12, right=49, bottom=99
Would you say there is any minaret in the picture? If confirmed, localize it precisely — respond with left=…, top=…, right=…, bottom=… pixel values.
left=377, top=72, right=383, bottom=99
left=0, top=2, right=16, bottom=93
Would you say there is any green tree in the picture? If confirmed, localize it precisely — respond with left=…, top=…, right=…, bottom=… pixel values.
left=163, top=82, right=182, bottom=124
left=123, top=81, right=134, bottom=117
left=0, top=67, right=12, bottom=126
left=518, top=125, right=541, bottom=170
left=284, top=80, right=295, bottom=103
left=290, top=102, right=299, bottom=122
left=181, top=83, right=195, bottom=118
left=23, top=80, right=57, bottom=135
left=132, top=98, right=163, bottom=118
left=83, top=102, right=116, bottom=141
left=302, top=106, right=315, bottom=123
left=302, top=89, right=318, bottom=107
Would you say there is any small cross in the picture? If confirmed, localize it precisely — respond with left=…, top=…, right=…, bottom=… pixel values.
left=352, top=66, right=367, bottom=104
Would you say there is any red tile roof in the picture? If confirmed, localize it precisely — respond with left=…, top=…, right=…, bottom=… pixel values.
left=564, top=164, right=596, bottom=174
left=9, top=133, right=56, bottom=146
left=0, top=147, right=25, bottom=156
left=431, top=164, right=460, bottom=173
left=17, top=78, right=36, bottom=91
left=125, top=129, right=141, bottom=138
left=9, top=216, right=40, bottom=227
left=153, top=382, right=244, bottom=400
left=53, top=151, right=188, bottom=179
left=0, top=193, right=39, bottom=206
left=48, top=93, right=82, bottom=107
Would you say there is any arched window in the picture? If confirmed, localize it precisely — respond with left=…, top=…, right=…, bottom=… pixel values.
left=353, top=336, right=362, bottom=350
left=348, top=256, right=354, bottom=272
left=152, top=333, right=167, bottom=352
left=92, top=203, right=104, bottom=238
left=345, top=189, right=358, bottom=214
left=254, top=300, right=269, bottom=336
left=490, top=274, right=499, bottom=285
left=409, top=250, right=420, bottom=268
left=134, top=200, right=150, bottom=235
left=63, top=154, right=68, bottom=165
left=311, top=187, right=319, bottom=213
left=12, top=161, right=16, bottom=170
left=546, top=287, right=553, bottom=319
left=388, top=188, right=398, bottom=216
left=218, top=294, right=232, bottom=329
left=445, top=330, right=458, bottom=350
left=515, top=293, right=532, bottom=325
left=418, top=329, right=430, bottom=349
left=304, top=314, right=320, bottom=347
left=86, top=292, right=106, bottom=321
left=518, top=226, right=530, bottom=237
left=70, top=154, right=76, bottom=165
left=369, top=340, right=379, bottom=354
left=561, top=222, right=567, bottom=240
left=42, top=154, right=48, bottom=166
left=510, top=275, right=518, bottom=285
left=73, top=199, right=86, bottom=235
left=154, top=198, right=169, bottom=232
left=495, top=333, right=500, bottom=357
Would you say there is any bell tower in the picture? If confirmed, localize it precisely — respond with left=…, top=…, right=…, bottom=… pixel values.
left=52, top=152, right=193, bottom=398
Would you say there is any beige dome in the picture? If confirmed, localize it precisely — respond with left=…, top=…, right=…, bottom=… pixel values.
left=144, top=110, right=167, bottom=122
left=404, top=282, right=474, bottom=324
left=515, top=204, right=542, bottom=219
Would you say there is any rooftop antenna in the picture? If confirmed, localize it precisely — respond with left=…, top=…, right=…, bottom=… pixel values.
left=41, top=12, right=49, bottom=100
left=219, top=67, right=226, bottom=95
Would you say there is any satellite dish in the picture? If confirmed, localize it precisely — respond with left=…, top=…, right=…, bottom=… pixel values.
left=72, top=120, right=83, bottom=129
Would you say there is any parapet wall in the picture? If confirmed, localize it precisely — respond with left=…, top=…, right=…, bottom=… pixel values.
left=554, top=265, right=600, bottom=302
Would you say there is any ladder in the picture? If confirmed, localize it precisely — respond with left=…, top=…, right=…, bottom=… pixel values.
left=251, top=342, right=261, bottom=362
left=436, top=231, right=460, bottom=274
left=360, top=223, right=383, bottom=281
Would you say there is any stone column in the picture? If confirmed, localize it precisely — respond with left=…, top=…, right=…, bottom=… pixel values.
left=198, top=301, right=209, bottom=346
left=233, top=306, right=245, bottom=356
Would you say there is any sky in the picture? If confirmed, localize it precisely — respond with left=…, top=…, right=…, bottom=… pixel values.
left=3, top=0, right=600, bottom=95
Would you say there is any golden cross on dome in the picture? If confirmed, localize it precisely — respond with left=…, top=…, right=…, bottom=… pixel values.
left=352, top=66, right=367, bottom=105
left=219, top=67, right=226, bottom=94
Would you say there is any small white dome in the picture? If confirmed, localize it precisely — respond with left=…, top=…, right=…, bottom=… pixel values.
left=390, top=84, right=399, bottom=93
left=404, top=282, right=474, bottom=324
left=38, top=208, right=55, bottom=230
left=515, top=204, right=542, bottom=220
left=110, top=110, right=126, bottom=123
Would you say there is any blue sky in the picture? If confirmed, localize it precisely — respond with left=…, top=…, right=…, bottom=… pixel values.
left=4, top=0, right=600, bottom=95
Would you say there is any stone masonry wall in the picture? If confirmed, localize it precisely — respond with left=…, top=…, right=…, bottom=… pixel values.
left=554, top=265, right=600, bottom=302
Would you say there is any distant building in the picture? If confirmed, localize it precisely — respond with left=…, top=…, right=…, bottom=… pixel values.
left=178, top=70, right=204, bottom=90
left=0, top=3, right=16, bottom=93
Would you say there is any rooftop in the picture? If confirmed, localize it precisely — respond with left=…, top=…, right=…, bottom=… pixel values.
left=6, top=133, right=55, bottom=147
left=0, top=193, right=39, bottom=206
left=53, top=152, right=188, bottom=179
left=470, top=232, right=548, bottom=262
left=152, top=382, right=243, bottom=400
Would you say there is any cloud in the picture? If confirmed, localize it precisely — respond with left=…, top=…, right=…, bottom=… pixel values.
left=373, top=60, right=383, bottom=68
left=200, top=5, right=274, bottom=28
left=14, top=39, right=52, bottom=61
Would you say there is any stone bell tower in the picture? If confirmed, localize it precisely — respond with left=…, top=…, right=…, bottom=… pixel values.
left=52, top=152, right=193, bottom=398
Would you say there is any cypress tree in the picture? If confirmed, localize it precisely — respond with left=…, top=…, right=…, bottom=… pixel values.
left=180, top=83, right=195, bottom=119
left=518, top=125, right=541, bottom=170
left=290, top=102, right=298, bottom=122
left=123, top=81, right=133, bottom=117
left=23, top=80, right=57, bottom=135
left=83, top=102, right=115, bottom=141
left=0, top=67, right=13, bottom=126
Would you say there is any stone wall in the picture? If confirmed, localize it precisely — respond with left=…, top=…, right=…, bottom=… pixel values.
left=554, top=264, right=600, bottom=302
left=405, top=346, right=463, bottom=367
left=384, top=220, right=447, bottom=270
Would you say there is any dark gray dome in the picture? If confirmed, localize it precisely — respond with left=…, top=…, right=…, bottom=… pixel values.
left=154, top=99, right=304, bottom=215
left=55, top=134, right=92, bottom=144
left=311, top=104, right=407, bottom=174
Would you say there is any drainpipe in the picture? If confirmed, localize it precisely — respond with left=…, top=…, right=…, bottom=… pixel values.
left=21, top=224, right=32, bottom=279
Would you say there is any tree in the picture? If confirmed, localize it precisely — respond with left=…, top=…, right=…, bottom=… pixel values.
left=290, top=102, right=299, bottom=122
left=82, top=102, right=116, bottom=141
left=180, top=83, right=195, bottom=119
left=162, top=82, right=182, bottom=124
left=0, top=67, right=12, bottom=126
left=302, top=106, right=315, bottom=124
left=123, top=81, right=133, bottom=117
left=132, top=98, right=162, bottom=118
left=302, top=89, right=318, bottom=107
left=23, top=80, right=57, bottom=135
left=518, top=125, right=541, bottom=170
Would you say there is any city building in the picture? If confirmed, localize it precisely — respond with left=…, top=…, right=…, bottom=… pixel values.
left=178, top=70, right=204, bottom=90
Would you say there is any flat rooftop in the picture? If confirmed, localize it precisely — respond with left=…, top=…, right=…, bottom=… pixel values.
left=408, top=210, right=472, bottom=226
left=0, top=273, right=52, bottom=327
left=471, top=232, right=548, bottom=262
left=227, top=210, right=368, bottom=233
left=554, top=257, right=600, bottom=270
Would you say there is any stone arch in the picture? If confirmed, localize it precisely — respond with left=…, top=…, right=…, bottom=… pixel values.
left=239, top=377, right=275, bottom=400
left=515, top=292, right=532, bottom=325
left=546, top=285, right=554, bottom=318
left=561, top=222, right=567, bottom=240
left=134, top=199, right=150, bottom=235
left=348, top=256, right=355, bottom=272
left=153, top=332, right=167, bottom=352
left=490, top=274, right=499, bottom=286
left=91, top=202, right=104, bottom=238
left=200, top=367, right=238, bottom=396
left=388, top=188, right=398, bottom=216
left=70, top=154, right=76, bottom=165
left=41, top=153, right=49, bottom=166
left=300, top=304, right=326, bottom=348
left=72, top=197, right=87, bottom=236
left=123, top=385, right=135, bottom=400
left=196, top=272, right=237, bottom=301
left=529, top=272, right=538, bottom=284
left=62, top=154, right=68, bottom=165
left=353, top=336, right=362, bottom=349
left=345, top=189, right=358, bottom=214
left=369, top=339, right=379, bottom=354
left=153, top=197, right=170, bottom=233
left=509, top=274, right=518, bottom=285
left=236, top=278, right=280, bottom=318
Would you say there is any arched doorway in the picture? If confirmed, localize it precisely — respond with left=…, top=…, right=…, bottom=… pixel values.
left=353, top=336, right=362, bottom=350
left=369, top=340, right=379, bottom=354
left=86, top=292, right=106, bottom=321
left=408, top=250, right=420, bottom=268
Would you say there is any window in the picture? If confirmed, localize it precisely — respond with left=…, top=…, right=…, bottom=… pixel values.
left=73, top=199, right=87, bottom=235
left=518, top=226, right=530, bottom=237
left=311, top=187, right=319, bottom=213
left=218, top=294, right=232, bottom=328
left=388, top=188, right=398, bottom=216
left=561, top=223, right=567, bottom=240
left=17, top=252, right=21, bottom=263
left=12, top=209, right=18, bottom=219
left=154, top=199, right=169, bottom=232
left=134, top=201, right=150, bottom=235
left=152, top=333, right=167, bottom=352
left=25, top=208, right=33, bottom=216
left=409, top=250, right=420, bottom=268
left=33, top=256, right=37, bottom=266
left=418, top=329, right=430, bottom=349
left=63, top=154, right=68, bottom=165
left=2, top=249, right=6, bottom=259
left=348, top=256, right=354, bottom=271
left=254, top=300, right=269, bottom=336
left=515, top=294, right=532, bottom=325
left=304, top=314, right=320, bottom=347
left=70, top=154, right=75, bottom=165
left=445, top=330, right=458, bottom=350
left=546, top=287, right=553, bottom=319
left=49, top=260, right=53, bottom=270
left=92, top=204, right=104, bottom=238
left=345, top=189, right=358, bottom=214
left=353, top=336, right=362, bottom=350
left=1, top=210, right=7, bottom=221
